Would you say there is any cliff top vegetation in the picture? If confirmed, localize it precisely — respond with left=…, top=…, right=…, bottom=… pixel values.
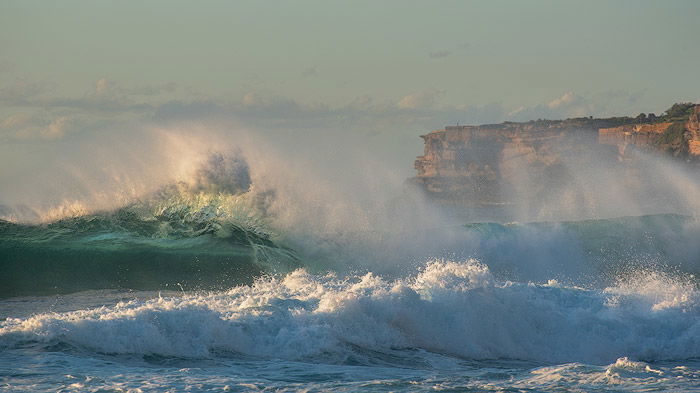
left=468, top=103, right=698, bottom=131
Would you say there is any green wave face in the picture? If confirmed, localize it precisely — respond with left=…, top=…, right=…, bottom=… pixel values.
left=2, top=180, right=696, bottom=299
left=0, top=189, right=299, bottom=298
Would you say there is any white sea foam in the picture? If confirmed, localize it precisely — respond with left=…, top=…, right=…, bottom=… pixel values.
left=1, top=259, right=698, bottom=365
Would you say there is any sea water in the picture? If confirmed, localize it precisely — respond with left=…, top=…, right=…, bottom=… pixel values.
left=2, top=146, right=700, bottom=392
left=1, top=258, right=699, bottom=392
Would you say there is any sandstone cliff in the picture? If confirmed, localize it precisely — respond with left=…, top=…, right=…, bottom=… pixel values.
left=597, top=104, right=700, bottom=159
left=413, top=103, right=700, bottom=208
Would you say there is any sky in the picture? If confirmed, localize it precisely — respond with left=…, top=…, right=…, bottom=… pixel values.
left=1, top=1, right=699, bottom=179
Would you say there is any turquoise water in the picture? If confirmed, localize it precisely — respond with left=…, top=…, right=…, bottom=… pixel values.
left=1, top=192, right=700, bottom=392
left=0, top=192, right=299, bottom=298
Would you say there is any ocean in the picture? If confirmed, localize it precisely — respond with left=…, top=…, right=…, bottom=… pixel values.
left=1, top=150, right=700, bottom=392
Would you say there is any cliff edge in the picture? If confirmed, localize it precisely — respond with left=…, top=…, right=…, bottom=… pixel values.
left=413, top=103, right=700, bottom=207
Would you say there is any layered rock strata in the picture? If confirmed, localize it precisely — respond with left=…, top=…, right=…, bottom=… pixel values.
left=413, top=104, right=700, bottom=206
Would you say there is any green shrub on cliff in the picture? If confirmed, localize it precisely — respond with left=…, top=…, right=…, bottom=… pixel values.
left=662, top=103, right=696, bottom=121
left=656, top=121, right=686, bottom=147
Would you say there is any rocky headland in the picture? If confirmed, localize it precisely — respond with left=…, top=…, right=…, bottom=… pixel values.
left=413, top=103, right=700, bottom=208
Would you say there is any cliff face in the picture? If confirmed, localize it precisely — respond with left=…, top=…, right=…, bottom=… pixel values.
left=414, top=122, right=603, bottom=204
left=413, top=104, right=700, bottom=206
left=598, top=105, right=700, bottom=159
left=598, top=122, right=672, bottom=153
left=689, top=108, right=700, bottom=155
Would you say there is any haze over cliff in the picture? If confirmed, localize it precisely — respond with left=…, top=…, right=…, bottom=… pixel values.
left=413, top=103, right=700, bottom=221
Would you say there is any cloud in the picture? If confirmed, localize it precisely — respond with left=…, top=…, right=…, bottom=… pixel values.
left=0, top=76, right=177, bottom=141
left=0, top=77, right=179, bottom=111
left=242, top=91, right=263, bottom=107
left=1, top=113, right=33, bottom=129
left=0, top=77, right=185, bottom=134
left=0, top=112, right=77, bottom=140
left=397, top=89, right=445, bottom=109
left=0, top=74, right=652, bottom=146
left=547, top=91, right=579, bottom=109
left=42, top=116, right=71, bottom=139
left=428, top=50, right=452, bottom=59
left=505, top=90, right=648, bottom=122
left=138, top=88, right=652, bottom=139
left=507, top=106, right=526, bottom=117
left=148, top=89, right=503, bottom=135
left=95, top=78, right=111, bottom=95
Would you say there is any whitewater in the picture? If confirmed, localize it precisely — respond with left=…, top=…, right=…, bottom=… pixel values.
left=2, top=126, right=700, bottom=392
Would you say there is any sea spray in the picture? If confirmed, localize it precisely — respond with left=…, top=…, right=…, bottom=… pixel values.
left=2, top=126, right=700, bottom=391
left=4, top=124, right=700, bottom=280
left=2, top=259, right=698, bottom=364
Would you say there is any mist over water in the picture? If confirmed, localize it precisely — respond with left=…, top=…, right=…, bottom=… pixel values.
left=2, top=122, right=700, bottom=280
left=2, top=122, right=700, bottom=392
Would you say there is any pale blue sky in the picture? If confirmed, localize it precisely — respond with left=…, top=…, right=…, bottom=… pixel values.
left=2, top=1, right=698, bottom=110
left=1, top=0, right=699, bottom=210
left=0, top=0, right=699, bottom=173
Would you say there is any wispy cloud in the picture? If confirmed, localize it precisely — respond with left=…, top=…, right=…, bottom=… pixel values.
left=505, top=90, right=648, bottom=121
left=547, top=91, right=578, bottom=109
left=397, top=89, right=445, bottom=109
left=0, top=74, right=653, bottom=143
left=0, top=112, right=80, bottom=140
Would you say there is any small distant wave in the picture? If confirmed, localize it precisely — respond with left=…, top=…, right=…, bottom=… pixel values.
left=1, top=259, right=698, bottom=364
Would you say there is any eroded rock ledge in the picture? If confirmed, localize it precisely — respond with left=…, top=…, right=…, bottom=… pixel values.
left=413, top=103, right=700, bottom=206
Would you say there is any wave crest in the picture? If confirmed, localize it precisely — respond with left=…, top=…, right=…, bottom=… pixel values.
left=2, top=260, right=698, bottom=364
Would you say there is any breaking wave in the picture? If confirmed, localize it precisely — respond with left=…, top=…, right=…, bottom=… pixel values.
left=1, top=259, right=698, bottom=364
left=0, top=182, right=299, bottom=297
left=3, top=127, right=700, bottom=391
